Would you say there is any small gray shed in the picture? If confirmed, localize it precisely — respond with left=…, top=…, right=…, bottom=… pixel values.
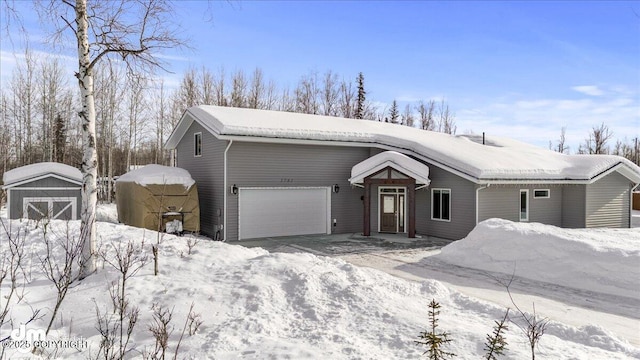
left=2, top=162, right=82, bottom=220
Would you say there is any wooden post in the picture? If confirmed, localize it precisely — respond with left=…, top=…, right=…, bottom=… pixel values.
left=363, top=180, right=371, bottom=236
left=408, top=181, right=416, bottom=238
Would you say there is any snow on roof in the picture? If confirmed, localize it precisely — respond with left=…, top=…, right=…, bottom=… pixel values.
left=2, top=162, right=82, bottom=186
left=116, top=164, right=195, bottom=187
left=169, top=106, right=640, bottom=183
left=349, top=151, right=431, bottom=185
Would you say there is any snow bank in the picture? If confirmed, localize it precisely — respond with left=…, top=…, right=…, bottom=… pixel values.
left=2, top=162, right=81, bottom=186
left=0, top=216, right=637, bottom=359
left=436, top=219, right=640, bottom=300
left=116, top=164, right=195, bottom=187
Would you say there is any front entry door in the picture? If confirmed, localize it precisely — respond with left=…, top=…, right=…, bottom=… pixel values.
left=380, top=194, right=397, bottom=232
left=379, top=188, right=406, bottom=233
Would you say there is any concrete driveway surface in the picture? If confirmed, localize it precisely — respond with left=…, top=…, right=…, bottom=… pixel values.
left=233, top=232, right=453, bottom=256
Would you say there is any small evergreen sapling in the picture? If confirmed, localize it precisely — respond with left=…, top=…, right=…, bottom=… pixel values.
left=484, top=308, right=510, bottom=359
left=415, top=299, right=456, bottom=359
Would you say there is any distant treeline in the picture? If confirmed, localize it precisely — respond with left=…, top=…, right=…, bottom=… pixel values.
left=1, top=52, right=637, bottom=199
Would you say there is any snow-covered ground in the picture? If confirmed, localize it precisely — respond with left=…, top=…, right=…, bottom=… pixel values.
left=0, top=205, right=638, bottom=359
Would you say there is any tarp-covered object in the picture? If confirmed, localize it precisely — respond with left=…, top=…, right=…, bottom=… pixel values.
left=115, top=165, right=200, bottom=233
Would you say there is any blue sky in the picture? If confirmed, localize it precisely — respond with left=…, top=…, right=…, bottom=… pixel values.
left=1, top=1, right=638, bottom=151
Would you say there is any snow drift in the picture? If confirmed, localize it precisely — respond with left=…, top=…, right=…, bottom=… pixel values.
left=436, top=218, right=640, bottom=300
left=0, top=213, right=638, bottom=359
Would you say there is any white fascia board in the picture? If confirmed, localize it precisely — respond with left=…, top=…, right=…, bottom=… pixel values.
left=165, top=109, right=194, bottom=150
left=350, top=160, right=431, bottom=185
left=589, top=163, right=640, bottom=184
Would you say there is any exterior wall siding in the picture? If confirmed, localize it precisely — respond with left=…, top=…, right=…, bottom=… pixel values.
left=226, top=141, right=369, bottom=241
left=9, top=188, right=81, bottom=219
left=561, top=185, right=585, bottom=228
left=478, top=185, right=562, bottom=226
left=175, top=116, right=226, bottom=237
left=586, top=172, right=631, bottom=228
left=415, top=165, right=476, bottom=240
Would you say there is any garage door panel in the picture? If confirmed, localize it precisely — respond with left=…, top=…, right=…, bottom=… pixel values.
left=239, top=187, right=330, bottom=240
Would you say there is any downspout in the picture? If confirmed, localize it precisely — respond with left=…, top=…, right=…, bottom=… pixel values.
left=223, top=140, right=233, bottom=241
left=476, top=184, right=489, bottom=225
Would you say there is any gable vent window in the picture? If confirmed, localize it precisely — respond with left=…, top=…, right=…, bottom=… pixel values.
left=533, top=189, right=550, bottom=199
left=194, top=132, right=202, bottom=157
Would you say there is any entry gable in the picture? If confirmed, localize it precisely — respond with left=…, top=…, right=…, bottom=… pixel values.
left=349, top=151, right=431, bottom=186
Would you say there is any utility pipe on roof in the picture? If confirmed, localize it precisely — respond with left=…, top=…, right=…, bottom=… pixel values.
left=223, top=140, right=233, bottom=241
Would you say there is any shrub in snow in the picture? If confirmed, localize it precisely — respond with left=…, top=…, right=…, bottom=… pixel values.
left=415, top=299, right=455, bottom=359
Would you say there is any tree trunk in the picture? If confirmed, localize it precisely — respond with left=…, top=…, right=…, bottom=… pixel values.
left=76, top=0, right=97, bottom=278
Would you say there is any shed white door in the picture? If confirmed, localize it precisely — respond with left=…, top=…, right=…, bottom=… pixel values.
left=22, top=197, right=77, bottom=220
left=238, top=187, right=331, bottom=240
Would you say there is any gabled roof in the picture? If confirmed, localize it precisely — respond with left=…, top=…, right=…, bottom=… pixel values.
left=350, top=151, right=431, bottom=186
left=166, top=106, right=640, bottom=184
left=3, top=162, right=82, bottom=188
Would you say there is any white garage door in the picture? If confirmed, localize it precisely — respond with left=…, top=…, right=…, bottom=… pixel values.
left=238, top=187, right=331, bottom=240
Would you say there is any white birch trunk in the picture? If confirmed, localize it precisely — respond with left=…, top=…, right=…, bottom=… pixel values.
left=76, top=0, right=97, bottom=277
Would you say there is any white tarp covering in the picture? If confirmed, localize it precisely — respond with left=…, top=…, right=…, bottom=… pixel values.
left=349, top=151, right=431, bottom=185
left=116, top=164, right=195, bottom=187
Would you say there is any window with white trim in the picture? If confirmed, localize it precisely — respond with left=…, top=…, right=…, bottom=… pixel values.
left=194, top=132, right=202, bottom=157
left=533, top=189, right=550, bottom=198
left=520, top=189, right=529, bottom=221
left=432, top=188, right=451, bottom=221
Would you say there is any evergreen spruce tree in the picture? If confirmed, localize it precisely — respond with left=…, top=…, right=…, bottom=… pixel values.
left=356, top=72, right=365, bottom=119
left=416, top=299, right=455, bottom=359
left=484, top=309, right=509, bottom=359
left=53, top=113, right=67, bottom=163
left=389, top=100, right=399, bottom=124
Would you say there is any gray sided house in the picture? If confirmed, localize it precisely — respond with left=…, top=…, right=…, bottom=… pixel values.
left=2, top=163, right=82, bottom=221
left=166, top=106, right=640, bottom=241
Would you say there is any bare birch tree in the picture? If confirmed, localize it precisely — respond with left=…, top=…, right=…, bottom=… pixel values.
left=33, top=0, right=185, bottom=277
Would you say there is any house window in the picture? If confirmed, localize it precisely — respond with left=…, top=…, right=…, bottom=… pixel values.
left=520, top=189, right=529, bottom=221
left=533, top=189, right=550, bottom=199
left=432, top=188, right=451, bottom=221
left=194, top=132, right=202, bottom=157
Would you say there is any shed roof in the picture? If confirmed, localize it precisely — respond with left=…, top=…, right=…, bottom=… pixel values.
left=3, top=162, right=82, bottom=188
left=166, top=106, right=640, bottom=184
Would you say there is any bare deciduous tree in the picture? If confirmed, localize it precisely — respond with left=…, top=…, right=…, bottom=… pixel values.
left=33, top=0, right=186, bottom=278
left=416, top=100, right=436, bottom=131
left=549, top=126, right=569, bottom=154
left=584, top=122, right=612, bottom=154
left=248, top=67, right=265, bottom=109
left=321, top=70, right=339, bottom=116
left=339, top=78, right=355, bottom=119
left=437, top=99, right=456, bottom=135
left=401, top=103, right=415, bottom=127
